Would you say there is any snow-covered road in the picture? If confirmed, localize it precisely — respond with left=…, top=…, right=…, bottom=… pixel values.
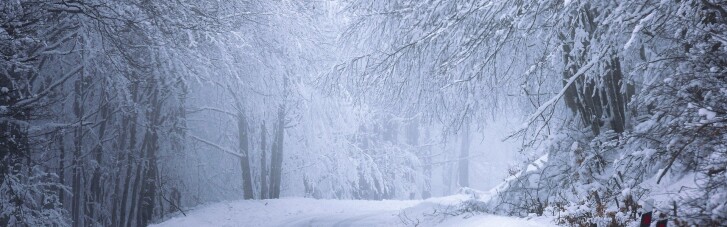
left=279, top=211, right=401, bottom=226
left=151, top=196, right=558, bottom=227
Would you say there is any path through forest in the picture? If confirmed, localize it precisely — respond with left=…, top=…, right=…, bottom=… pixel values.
left=151, top=194, right=557, bottom=227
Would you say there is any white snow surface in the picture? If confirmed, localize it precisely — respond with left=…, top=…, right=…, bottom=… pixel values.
left=152, top=195, right=558, bottom=227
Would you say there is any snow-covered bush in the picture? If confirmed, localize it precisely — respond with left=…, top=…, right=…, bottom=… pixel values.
left=490, top=1, right=727, bottom=225
left=0, top=164, right=67, bottom=226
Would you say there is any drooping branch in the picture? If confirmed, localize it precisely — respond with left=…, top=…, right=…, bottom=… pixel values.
left=189, top=135, right=243, bottom=158
left=508, top=50, right=606, bottom=138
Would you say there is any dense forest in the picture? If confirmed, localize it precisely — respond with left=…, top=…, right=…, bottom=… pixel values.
left=1, top=0, right=725, bottom=226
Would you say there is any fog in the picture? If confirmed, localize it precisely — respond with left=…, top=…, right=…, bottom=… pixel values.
left=3, top=1, right=726, bottom=226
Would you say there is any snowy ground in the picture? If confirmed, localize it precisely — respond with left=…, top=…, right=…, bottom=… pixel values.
left=151, top=194, right=558, bottom=227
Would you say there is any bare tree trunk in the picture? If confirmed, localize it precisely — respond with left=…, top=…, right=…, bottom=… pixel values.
left=71, top=72, right=85, bottom=227
left=269, top=105, right=285, bottom=199
left=260, top=123, right=268, bottom=199
left=443, top=156, right=454, bottom=195
left=57, top=133, right=66, bottom=208
left=120, top=82, right=139, bottom=227
left=604, top=56, right=628, bottom=134
left=88, top=85, right=109, bottom=226
left=407, top=119, right=430, bottom=199
left=238, top=112, right=254, bottom=200
left=119, top=152, right=134, bottom=227
left=422, top=125, right=432, bottom=199
left=112, top=111, right=130, bottom=226
left=111, top=154, right=122, bottom=227
left=127, top=162, right=143, bottom=227
left=140, top=86, right=161, bottom=226
left=140, top=135, right=158, bottom=227
left=458, top=121, right=470, bottom=188
left=559, top=8, right=630, bottom=137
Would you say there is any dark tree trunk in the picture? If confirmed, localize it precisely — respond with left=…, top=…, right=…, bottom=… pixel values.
left=140, top=86, right=161, bottom=226
left=120, top=82, right=139, bottom=227
left=111, top=155, right=122, bottom=227
left=238, top=112, right=254, bottom=200
left=269, top=105, right=285, bottom=199
left=111, top=110, right=130, bottom=226
left=604, top=56, right=628, bottom=133
left=57, top=133, right=66, bottom=208
left=260, top=123, right=268, bottom=199
left=88, top=86, right=109, bottom=226
left=127, top=162, right=143, bottom=227
left=119, top=150, right=134, bottom=227
left=71, top=72, right=85, bottom=227
left=140, top=134, right=158, bottom=227
left=559, top=8, right=631, bottom=136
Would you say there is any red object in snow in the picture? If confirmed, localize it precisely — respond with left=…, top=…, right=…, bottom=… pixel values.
left=656, top=219, right=667, bottom=227
left=640, top=212, right=652, bottom=227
